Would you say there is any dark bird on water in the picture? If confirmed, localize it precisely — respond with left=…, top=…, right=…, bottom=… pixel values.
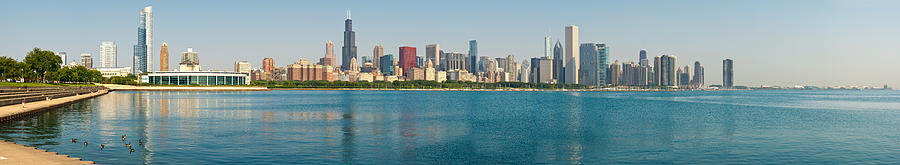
left=129, top=148, right=135, bottom=152
left=125, top=143, right=131, bottom=147
left=121, top=135, right=127, bottom=141
left=138, top=139, right=143, bottom=145
left=83, top=141, right=88, bottom=146
left=70, top=138, right=77, bottom=143
left=100, top=144, right=105, bottom=150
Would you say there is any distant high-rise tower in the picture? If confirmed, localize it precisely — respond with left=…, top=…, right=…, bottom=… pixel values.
left=426, top=44, right=440, bottom=68
left=639, top=49, right=648, bottom=67
left=133, top=6, right=153, bottom=74
left=553, top=41, right=564, bottom=83
left=692, top=61, right=704, bottom=88
left=80, top=53, right=92, bottom=68
left=468, top=40, right=478, bottom=72
left=160, top=42, right=169, bottom=71
left=100, top=41, right=116, bottom=67
left=55, top=52, right=66, bottom=67
left=179, top=48, right=199, bottom=71
left=578, top=42, right=607, bottom=86
left=399, top=46, right=417, bottom=72
left=373, top=44, right=383, bottom=71
left=544, top=36, right=552, bottom=58
left=723, top=59, right=733, bottom=88
left=234, top=61, right=251, bottom=74
left=654, top=55, right=677, bottom=86
left=263, top=57, right=274, bottom=73
left=341, top=10, right=357, bottom=71
left=320, top=41, right=335, bottom=66
left=564, top=25, right=579, bottom=84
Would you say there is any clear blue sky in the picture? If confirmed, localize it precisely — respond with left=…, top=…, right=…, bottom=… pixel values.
left=2, top=0, right=899, bottom=87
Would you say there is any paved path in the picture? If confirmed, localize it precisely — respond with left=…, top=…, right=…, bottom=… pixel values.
left=0, top=140, right=94, bottom=165
left=0, top=90, right=108, bottom=122
left=0, top=90, right=107, bottom=164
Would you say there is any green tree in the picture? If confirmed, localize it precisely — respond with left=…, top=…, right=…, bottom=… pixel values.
left=0, top=56, right=23, bottom=80
left=24, top=48, right=62, bottom=82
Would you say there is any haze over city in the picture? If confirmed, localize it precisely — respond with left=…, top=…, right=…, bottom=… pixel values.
left=1, top=0, right=898, bottom=87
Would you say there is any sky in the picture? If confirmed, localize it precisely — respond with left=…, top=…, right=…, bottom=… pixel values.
left=1, top=0, right=899, bottom=87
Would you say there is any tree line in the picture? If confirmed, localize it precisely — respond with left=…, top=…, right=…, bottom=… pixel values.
left=0, top=47, right=103, bottom=83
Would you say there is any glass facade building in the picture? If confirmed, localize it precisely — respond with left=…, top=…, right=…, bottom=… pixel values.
left=144, top=71, right=249, bottom=85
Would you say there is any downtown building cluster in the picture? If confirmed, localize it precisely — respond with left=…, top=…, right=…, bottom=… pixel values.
left=239, top=12, right=739, bottom=88
left=66, top=6, right=735, bottom=87
left=246, top=11, right=530, bottom=84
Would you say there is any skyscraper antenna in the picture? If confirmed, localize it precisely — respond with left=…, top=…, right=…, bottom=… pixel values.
left=347, top=9, right=351, bottom=19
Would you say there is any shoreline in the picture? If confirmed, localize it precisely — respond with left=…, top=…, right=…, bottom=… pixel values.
left=0, top=89, right=106, bottom=165
left=99, top=84, right=270, bottom=91
left=269, top=87, right=738, bottom=92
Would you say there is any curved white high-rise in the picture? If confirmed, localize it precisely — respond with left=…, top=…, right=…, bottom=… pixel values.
left=134, top=6, right=153, bottom=74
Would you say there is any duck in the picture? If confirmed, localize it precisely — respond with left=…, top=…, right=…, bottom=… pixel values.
left=70, top=138, right=77, bottom=143
left=100, top=144, right=105, bottom=150
left=121, top=135, right=127, bottom=141
left=138, top=139, right=143, bottom=145
left=125, top=143, right=131, bottom=147
left=83, top=141, right=88, bottom=146
left=129, top=147, right=135, bottom=152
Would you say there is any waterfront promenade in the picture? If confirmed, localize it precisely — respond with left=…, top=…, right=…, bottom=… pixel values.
left=0, top=88, right=106, bottom=164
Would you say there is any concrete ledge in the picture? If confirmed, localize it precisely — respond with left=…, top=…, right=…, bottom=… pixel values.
left=0, top=140, right=95, bottom=165
left=100, top=84, right=269, bottom=91
left=0, top=90, right=108, bottom=122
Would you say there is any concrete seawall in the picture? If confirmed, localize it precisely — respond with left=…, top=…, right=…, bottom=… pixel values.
left=0, top=90, right=108, bottom=122
left=100, top=84, right=270, bottom=91
left=0, top=89, right=107, bottom=164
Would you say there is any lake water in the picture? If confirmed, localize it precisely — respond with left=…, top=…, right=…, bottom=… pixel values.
left=2, top=90, right=900, bottom=164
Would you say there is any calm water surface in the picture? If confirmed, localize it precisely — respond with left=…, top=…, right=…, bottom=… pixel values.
left=2, top=90, right=900, bottom=164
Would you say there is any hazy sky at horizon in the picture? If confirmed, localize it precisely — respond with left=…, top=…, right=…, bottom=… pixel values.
left=1, top=0, right=898, bottom=87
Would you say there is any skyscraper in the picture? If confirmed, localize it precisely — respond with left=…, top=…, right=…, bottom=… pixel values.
left=100, top=41, right=116, bottom=67
left=234, top=61, right=251, bottom=74
left=723, top=59, right=733, bottom=88
left=426, top=44, right=440, bottom=68
left=639, top=49, right=649, bottom=67
left=578, top=42, right=607, bottom=86
left=654, top=55, right=677, bottom=86
left=319, top=41, right=336, bottom=66
left=341, top=10, right=357, bottom=71
left=80, top=53, right=92, bottom=68
left=468, top=40, right=478, bottom=72
left=552, top=41, right=564, bottom=83
left=179, top=48, right=199, bottom=71
left=373, top=44, right=383, bottom=71
left=530, top=57, right=553, bottom=83
left=692, top=61, right=704, bottom=88
left=263, top=57, right=274, bottom=73
left=399, top=46, right=417, bottom=72
left=133, top=6, right=153, bottom=74
left=565, top=25, right=579, bottom=84
left=544, top=36, right=552, bottom=58
left=55, top=52, right=66, bottom=67
left=160, top=42, right=168, bottom=71
left=380, top=54, right=393, bottom=75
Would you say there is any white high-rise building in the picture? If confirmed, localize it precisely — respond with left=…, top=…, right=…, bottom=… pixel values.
left=545, top=36, right=552, bottom=58
left=234, top=61, right=251, bottom=74
left=55, top=52, right=66, bottom=67
left=565, top=25, right=579, bottom=84
left=144, top=6, right=153, bottom=72
left=426, top=44, right=440, bottom=68
left=100, top=41, right=117, bottom=67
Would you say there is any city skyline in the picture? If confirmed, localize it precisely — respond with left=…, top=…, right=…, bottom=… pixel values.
left=1, top=1, right=899, bottom=87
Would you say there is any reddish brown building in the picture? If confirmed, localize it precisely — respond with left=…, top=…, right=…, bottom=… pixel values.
left=399, top=46, right=417, bottom=72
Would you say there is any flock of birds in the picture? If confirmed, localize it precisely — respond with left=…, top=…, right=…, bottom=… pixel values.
left=69, top=134, right=143, bottom=153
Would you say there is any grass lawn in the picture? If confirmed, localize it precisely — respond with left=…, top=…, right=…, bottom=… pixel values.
left=0, top=82, right=96, bottom=87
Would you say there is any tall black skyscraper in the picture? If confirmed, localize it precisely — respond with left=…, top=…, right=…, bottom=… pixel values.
left=552, top=41, right=564, bottom=83
left=468, top=40, right=477, bottom=72
left=723, top=59, right=734, bottom=88
left=341, top=10, right=357, bottom=71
